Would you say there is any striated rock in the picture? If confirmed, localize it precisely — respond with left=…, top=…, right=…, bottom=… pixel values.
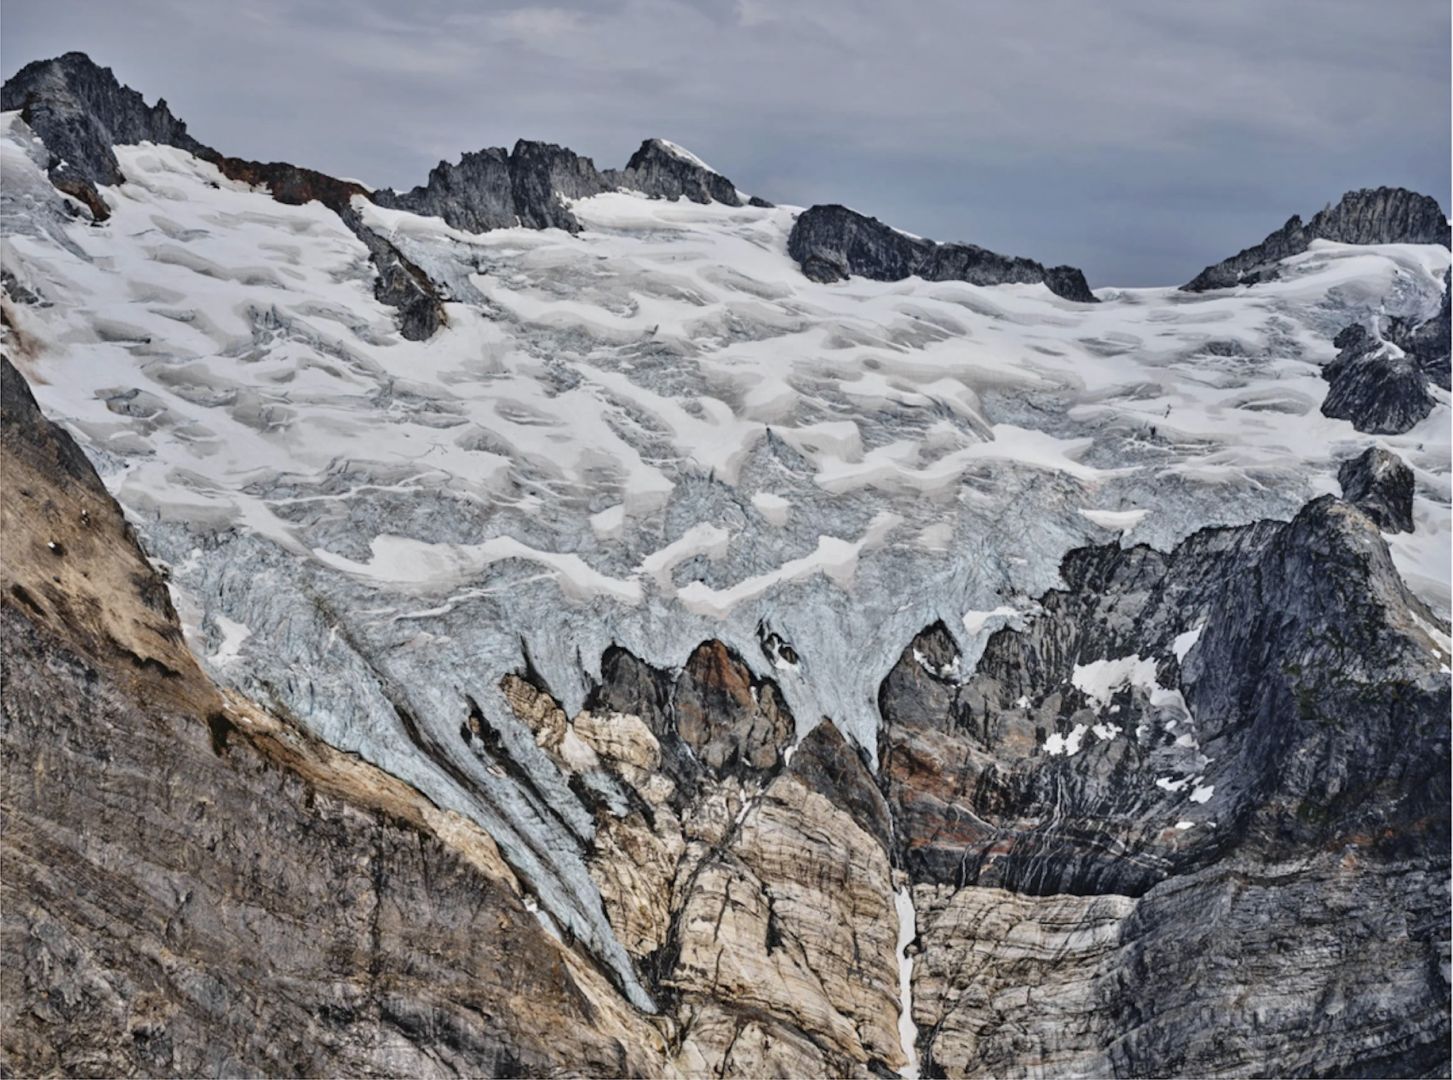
left=880, top=494, right=1451, bottom=1075
left=0, top=355, right=669, bottom=1077
left=511, top=139, right=616, bottom=228
left=1183, top=186, right=1452, bottom=291
left=1321, top=322, right=1436, bottom=434
left=788, top=203, right=1097, bottom=302
left=501, top=649, right=910, bottom=1077
left=1338, top=446, right=1415, bottom=532
left=611, top=138, right=745, bottom=207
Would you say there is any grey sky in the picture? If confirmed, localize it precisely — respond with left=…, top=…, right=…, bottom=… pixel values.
left=3, top=0, right=1448, bottom=285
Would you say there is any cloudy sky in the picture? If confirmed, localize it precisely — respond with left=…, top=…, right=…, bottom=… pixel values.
left=3, top=0, right=1448, bottom=284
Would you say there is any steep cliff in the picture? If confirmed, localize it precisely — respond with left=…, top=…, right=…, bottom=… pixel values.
left=0, top=354, right=669, bottom=1076
left=879, top=497, right=1451, bottom=1076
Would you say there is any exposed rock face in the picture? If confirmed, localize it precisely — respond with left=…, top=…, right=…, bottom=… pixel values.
left=1339, top=446, right=1415, bottom=533
left=1183, top=186, right=1452, bottom=291
left=374, top=140, right=613, bottom=235
left=503, top=646, right=909, bottom=1077
left=0, top=356, right=668, bottom=1077
left=0, top=51, right=203, bottom=190
left=1321, top=323, right=1437, bottom=434
left=788, top=203, right=1097, bottom=302
left=611, top=138, right=746, bottom=207
left=879, top=495, right=1451, bottom=1076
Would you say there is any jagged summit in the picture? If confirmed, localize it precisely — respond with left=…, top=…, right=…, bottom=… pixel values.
left=1183, top=185, right=1451, bottom=291
left=373, top=140, right=613, bottom=234
left=613, top=137, right=759, bottom=207
left=0, top=51, right=205, bottom=187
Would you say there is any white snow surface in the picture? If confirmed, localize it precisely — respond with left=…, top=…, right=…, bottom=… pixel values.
left=895, top=886, right=921, bottom=1079
left=4, top=112, right=1451, bottom=1008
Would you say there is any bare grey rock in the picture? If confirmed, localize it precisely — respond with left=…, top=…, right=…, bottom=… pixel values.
left=1339, top=446, right=1415, bottom=532
left=879, top=495, right=1451, bottom=1075
left=788, top=203, right=1097, bottom=302
left=1321, top=323, right=1437, bottom=434
left=1183, top=186, right=1451, bottom=291
left=375, top=139, right=613, bottom=235
left=0, top=51, right=203, bottom=196
left=610, top=138, right=746, bottom=206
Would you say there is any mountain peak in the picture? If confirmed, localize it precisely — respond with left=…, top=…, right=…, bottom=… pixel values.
left=618, top=137, right=749, bottom=207
left=1183, top=185, right=1451, bottom=291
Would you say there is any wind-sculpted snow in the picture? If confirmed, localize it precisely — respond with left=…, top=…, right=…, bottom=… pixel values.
left=3, top=109, right=1451, bottom=1009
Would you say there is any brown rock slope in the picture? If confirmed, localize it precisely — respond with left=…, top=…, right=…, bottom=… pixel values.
left=0, top=353, right=668, bottom=1076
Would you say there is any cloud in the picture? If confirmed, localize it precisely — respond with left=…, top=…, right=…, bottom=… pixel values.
left=2, top=0, right=1447, bottom=284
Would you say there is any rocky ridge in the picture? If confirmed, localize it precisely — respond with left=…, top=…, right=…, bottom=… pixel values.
left=787, top=203, right=1098, bottom=302
left=0, top=54, right=772, bottom=343
left=1183, top=186, right=1452, bottom=291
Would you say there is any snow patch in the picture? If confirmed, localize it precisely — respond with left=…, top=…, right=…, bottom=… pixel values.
left=751, top=491, right=792, bottom=526
left=209, top=613, right=252, bottom=667
left=1172, top=624, right=1205, bottom=663
left=1045, top=723, right=1089, bottom=757
left=1079, top=507, right=1150, bottom=532
left=895, top=886, right=921, bottom=1079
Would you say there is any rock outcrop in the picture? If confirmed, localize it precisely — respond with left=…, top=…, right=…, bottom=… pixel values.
left=1320, top=323, right=1437, bottom=434
left=610, top=138, right=747, bottom=207
left=1183, top=186, right=1452, bottom=291
left=0, top=50, right=204, bottom=214
left=374, top=140, right=614, bottom=234
left=879, top=495, right=1450, bottom=1075
left=501, top=644, right=910, bottom=1077
left=0, top=355, right=669, bottom=1076
left=788, top=203, right=1097, bottom=302
left=1338, top=446, right=1416, bottom=533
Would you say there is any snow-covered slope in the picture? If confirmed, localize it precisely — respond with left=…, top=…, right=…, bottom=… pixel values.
left=3, top=108, right=1449, bottom=1004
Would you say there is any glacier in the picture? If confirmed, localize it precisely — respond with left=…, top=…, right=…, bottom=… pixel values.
left=3, top=107, right=1449, bottom=1007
